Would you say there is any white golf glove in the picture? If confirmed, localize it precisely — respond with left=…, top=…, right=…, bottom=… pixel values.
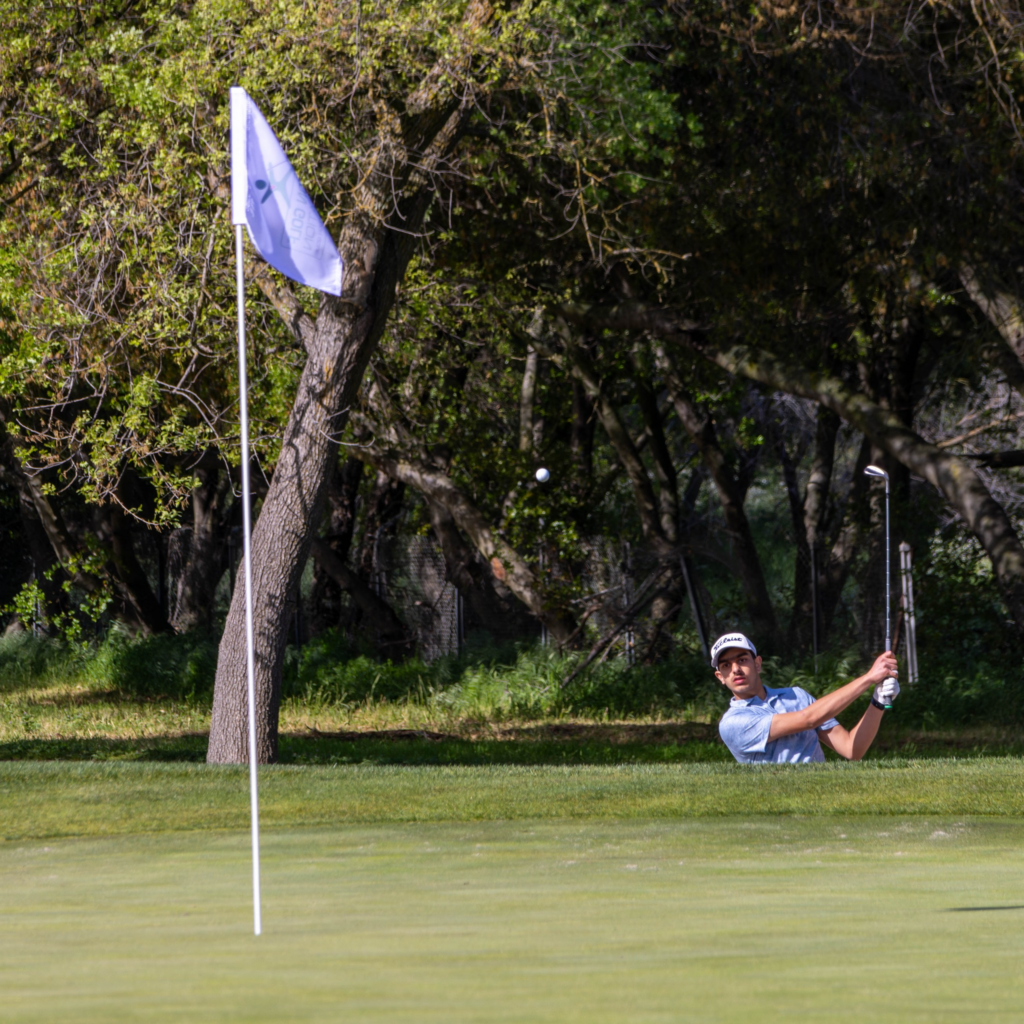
left=873, top=677, right=900, bottom=707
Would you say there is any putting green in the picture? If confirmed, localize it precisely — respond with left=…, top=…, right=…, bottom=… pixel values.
left=2, top=817, right=1023, bottom=1023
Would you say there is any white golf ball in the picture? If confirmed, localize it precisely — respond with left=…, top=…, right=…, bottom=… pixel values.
left=535, top=467, right=550, bottom=483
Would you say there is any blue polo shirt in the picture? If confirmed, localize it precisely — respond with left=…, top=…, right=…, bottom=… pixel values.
left=719, top=685, right=839, bottom=764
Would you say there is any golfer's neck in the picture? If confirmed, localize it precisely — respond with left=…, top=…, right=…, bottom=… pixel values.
left=744, top=680, right=768, bottom=701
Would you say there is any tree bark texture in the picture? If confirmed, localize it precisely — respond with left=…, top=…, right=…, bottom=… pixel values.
left=960, top=265, right=1024, bottom=373
left=519, top=345, right=539, bottom=453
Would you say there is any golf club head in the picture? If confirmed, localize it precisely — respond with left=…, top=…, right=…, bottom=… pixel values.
left=864, top=464, right=889, bottom=481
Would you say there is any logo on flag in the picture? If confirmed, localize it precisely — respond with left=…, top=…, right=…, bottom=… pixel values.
left=230, top=87, right=343, bottom=296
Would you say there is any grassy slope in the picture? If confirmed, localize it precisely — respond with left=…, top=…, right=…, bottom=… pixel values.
left=3, top=817, right=1023, bottom=1023
left=3, top=759, right=1024, bottom=841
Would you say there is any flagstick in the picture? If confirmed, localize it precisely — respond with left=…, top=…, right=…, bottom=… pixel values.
left=235, top=223, right=263, bottom=937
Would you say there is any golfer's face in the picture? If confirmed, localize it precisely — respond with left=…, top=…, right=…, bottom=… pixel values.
left=715, top=650, right=763, bottom=698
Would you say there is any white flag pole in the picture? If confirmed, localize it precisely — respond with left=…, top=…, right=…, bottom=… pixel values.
left=231, top=85, right=263, bottom=937
left=234, top=222, right=263, bottom=937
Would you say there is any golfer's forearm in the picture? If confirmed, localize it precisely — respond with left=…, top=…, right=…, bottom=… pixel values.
left=849, top=706, right=884, bottom=760
left=807, top=673, right=877, bottom=726
left=769, top=675, right=874, bottom=739
left=828, top=706, right=884, bottom=760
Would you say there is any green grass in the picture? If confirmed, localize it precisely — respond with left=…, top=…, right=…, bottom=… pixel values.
left=4, top=631, right=1024, bottom=1020
left=3, top=762, right=1024, bottom=1021
left=5, top=629, right=1024, bottom=768
left=3, top=815, right=1024, bottom=1022
left=3, top=760, right=1024, bottom=842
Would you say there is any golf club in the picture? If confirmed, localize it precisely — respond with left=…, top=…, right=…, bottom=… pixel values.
left=864, top=464, right=894, bottom=708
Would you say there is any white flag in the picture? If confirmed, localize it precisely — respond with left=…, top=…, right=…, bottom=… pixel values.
left=230, top=87, right=343, bottom=296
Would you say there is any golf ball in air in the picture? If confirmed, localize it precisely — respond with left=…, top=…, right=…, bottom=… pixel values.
left=535, top=467, right=550, bottom=483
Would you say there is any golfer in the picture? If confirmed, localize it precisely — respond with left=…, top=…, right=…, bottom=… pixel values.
left=712, top=633, right=900, bottom=763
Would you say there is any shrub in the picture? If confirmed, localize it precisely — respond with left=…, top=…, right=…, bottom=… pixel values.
left=92, top=627, right=219, bottom=702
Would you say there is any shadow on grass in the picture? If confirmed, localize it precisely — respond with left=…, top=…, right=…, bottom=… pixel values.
left=3, top=724, right=1024, bottom=765
left=0, top=735, right=211, bottom=761
left=0, top=730, right=731, bottom=765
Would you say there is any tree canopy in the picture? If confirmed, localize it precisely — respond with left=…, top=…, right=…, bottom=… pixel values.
left=5, top=0, right=1024, bottom=759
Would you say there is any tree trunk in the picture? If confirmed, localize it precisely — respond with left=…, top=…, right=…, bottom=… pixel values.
left=960, top=265, right=1024, bottom=372
left=817, top=436, right=871, bottom=641
left=632, top=373, right=686, bottom=632
left=351, top=448, right=577, bottom=643
left=0, top=434, right=167, bottom=634
left=556, top=339, right=675, bottom=559
left=519, top=345, right=539, bottom=453
left=309, top=537, right=412, bottom=655
left=207, top=84, right=476, bottom=761
left=91, top=500, right=168, bottom=634
left=357, top=471, right=406, bottom=582
left=309, top=455, right=364, bottom=633
left=0, top=458, right=68, bottom=622
left=559, top=301, right=1024, bottom=635
left=702, top=336, right=1024, bottom=632
left=774, top=432, right=811, bottom=648
left=798, top=406, right=840, bottom=645
left=571, top=380, right=595, bottom=484
left=654, top=345, right=778, bottom=644
left=171, top=458, right=231, bottom=632
left=426, top=498, right=525, bottom=638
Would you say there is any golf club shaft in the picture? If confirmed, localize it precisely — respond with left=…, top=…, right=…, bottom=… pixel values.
left=884, top=478, right=892, bottom=709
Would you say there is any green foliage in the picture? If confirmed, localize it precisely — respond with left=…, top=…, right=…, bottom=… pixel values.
left=286, top=627, right=726, bottom=719
left=95, top=627, right=219, bottom=703
left=0, top=626, right=218, bottom=702
left=0, top=627, right=85, bottom=688
left=6, top=581, right=46, bottom=631
left=898, top=525, right=1024, bottom=727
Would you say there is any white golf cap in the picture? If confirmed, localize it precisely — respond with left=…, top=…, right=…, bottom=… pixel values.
left=710, top=632, right=758, bottom=669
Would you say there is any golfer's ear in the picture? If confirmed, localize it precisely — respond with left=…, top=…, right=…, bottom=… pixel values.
left=714, top=669, right=725, bottom=685
left=754, top=656, right=762, bottom=669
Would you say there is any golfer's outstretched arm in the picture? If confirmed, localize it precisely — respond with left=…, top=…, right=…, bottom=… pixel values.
left=766, top=652, right=897, bottom=743
left=817, top=703, right=884, bottom=761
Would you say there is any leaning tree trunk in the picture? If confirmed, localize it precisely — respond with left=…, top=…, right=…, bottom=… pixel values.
left=563, top=300, right=1024, bottom=635
left=207, top=300, right=374, bottom=762
left=654, top=345, right=779, bottom=645
left=351, top=448, right=578, bottom=643
left=703, top=340, right=1024, bottom=631
left=206, top=97, right=474, bottom=762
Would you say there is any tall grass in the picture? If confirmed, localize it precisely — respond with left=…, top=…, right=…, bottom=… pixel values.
left=282, top=629, right=722, bottom=721
left=0, top=626, right=219, bottom=703
left=3, top=621, right=1022, bottom=733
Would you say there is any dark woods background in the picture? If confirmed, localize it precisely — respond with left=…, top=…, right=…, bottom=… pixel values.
left=4, top=0, right=1024, bottom=735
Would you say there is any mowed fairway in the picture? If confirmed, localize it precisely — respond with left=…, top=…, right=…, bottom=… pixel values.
left=2, top=763, right=1024, bottom=1023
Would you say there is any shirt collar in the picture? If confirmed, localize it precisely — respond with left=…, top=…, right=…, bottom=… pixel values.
left=729, top=686, right=776, bottom=708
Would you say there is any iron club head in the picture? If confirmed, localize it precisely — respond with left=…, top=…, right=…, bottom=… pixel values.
left=864, top=464, right=889, bottom=481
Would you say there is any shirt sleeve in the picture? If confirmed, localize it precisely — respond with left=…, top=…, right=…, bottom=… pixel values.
left=719, top=705, right=774, bottom=758
left=792, top=686, right=839, bottom=732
